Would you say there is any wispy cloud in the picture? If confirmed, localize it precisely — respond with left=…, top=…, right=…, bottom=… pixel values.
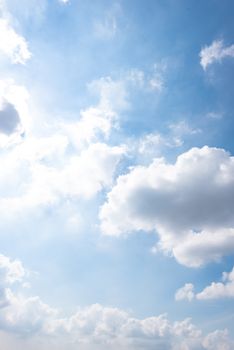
left=93, top=3, right=121, bottom=40
left=200, top=39, right=234, bottom=70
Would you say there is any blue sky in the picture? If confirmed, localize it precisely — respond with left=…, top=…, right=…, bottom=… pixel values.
left=0, top=0, right=234, bottom=349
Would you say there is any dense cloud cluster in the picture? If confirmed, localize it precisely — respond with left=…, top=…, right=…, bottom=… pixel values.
left=0, top=254, right=232, bottom=350
left=100, top=146, right=234, bottom=266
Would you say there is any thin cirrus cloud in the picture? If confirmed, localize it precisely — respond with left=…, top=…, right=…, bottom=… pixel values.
left=100, top=146, right=234, bottom=267
left=200, top=39, right=234, bottom=70
left=175, top=266, right=234, bottom=301
left=0, top=253, right=232, bottom=350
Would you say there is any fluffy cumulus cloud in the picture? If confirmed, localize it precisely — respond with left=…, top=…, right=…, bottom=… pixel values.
left=200, top=39, right=234, bottom=70
left=202, top=329, right=232, bottom=350
left=197, top=266, right=234, bottom=300
left=50, top=307, right=205, bottom=349
left=0, top=254, right=56, bottom=336
left=0, top=254, right=232, bottom=350
left=0, top=299, right=232, bottom=350
left=100, top=146, right=234, bottom=267
left=176, top=266, right=234, bottom=301
left=0, top=19, right=31, bottom=64
left=88, top=76, right=128, bottom=112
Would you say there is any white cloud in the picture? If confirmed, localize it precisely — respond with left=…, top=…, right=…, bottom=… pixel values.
left=0, top=290, right=57, bottom=335
left=0, top=18, right=31, bottom=64
left=0, top=254, right=25, bottom=285
left=176, top=266, right=234, bottom=301
left=0, top=254, right=27, bottom=310
left=126, top=64, right=165, bottom=93
left=124, top=120, right=200, bottom=167
left=100, top=146, right=234, bottom=267
left=133, top=132, right=182, bottom=163
left=202, top=329, right=232, bottom=350
left=169, top=120, right=201, bottom=137
left=62, top=75, right=129, bottom=150
left=132, top=119, right=199, bottom=162
left=0, top=254, right=56, bottom=336
left=196, top=266, right=234, bottom=300
left=0, top=75, right=127, bottom=219
left=88, top=76, right=128, bottom=112
left=0, top=253, right=232, bottom=350
left=0, top=301, right=232, bottom=350
left=175, top=283, right=195, bottom=302
left=0, top=141, right=125, bottom=217
left=200, top=40, right=234, bottom=70
left=135, top=120, right=199, bottom=160
left=138, top=133, right=167, bottom=155
left=62, top=105, right=116, bottom=150
left=126, top=69, right=145, bottom=87
left=173, top=229, right=234, bottom=267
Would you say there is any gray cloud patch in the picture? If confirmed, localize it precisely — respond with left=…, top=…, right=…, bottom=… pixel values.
left=0, top=102, right=21, bottom=135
